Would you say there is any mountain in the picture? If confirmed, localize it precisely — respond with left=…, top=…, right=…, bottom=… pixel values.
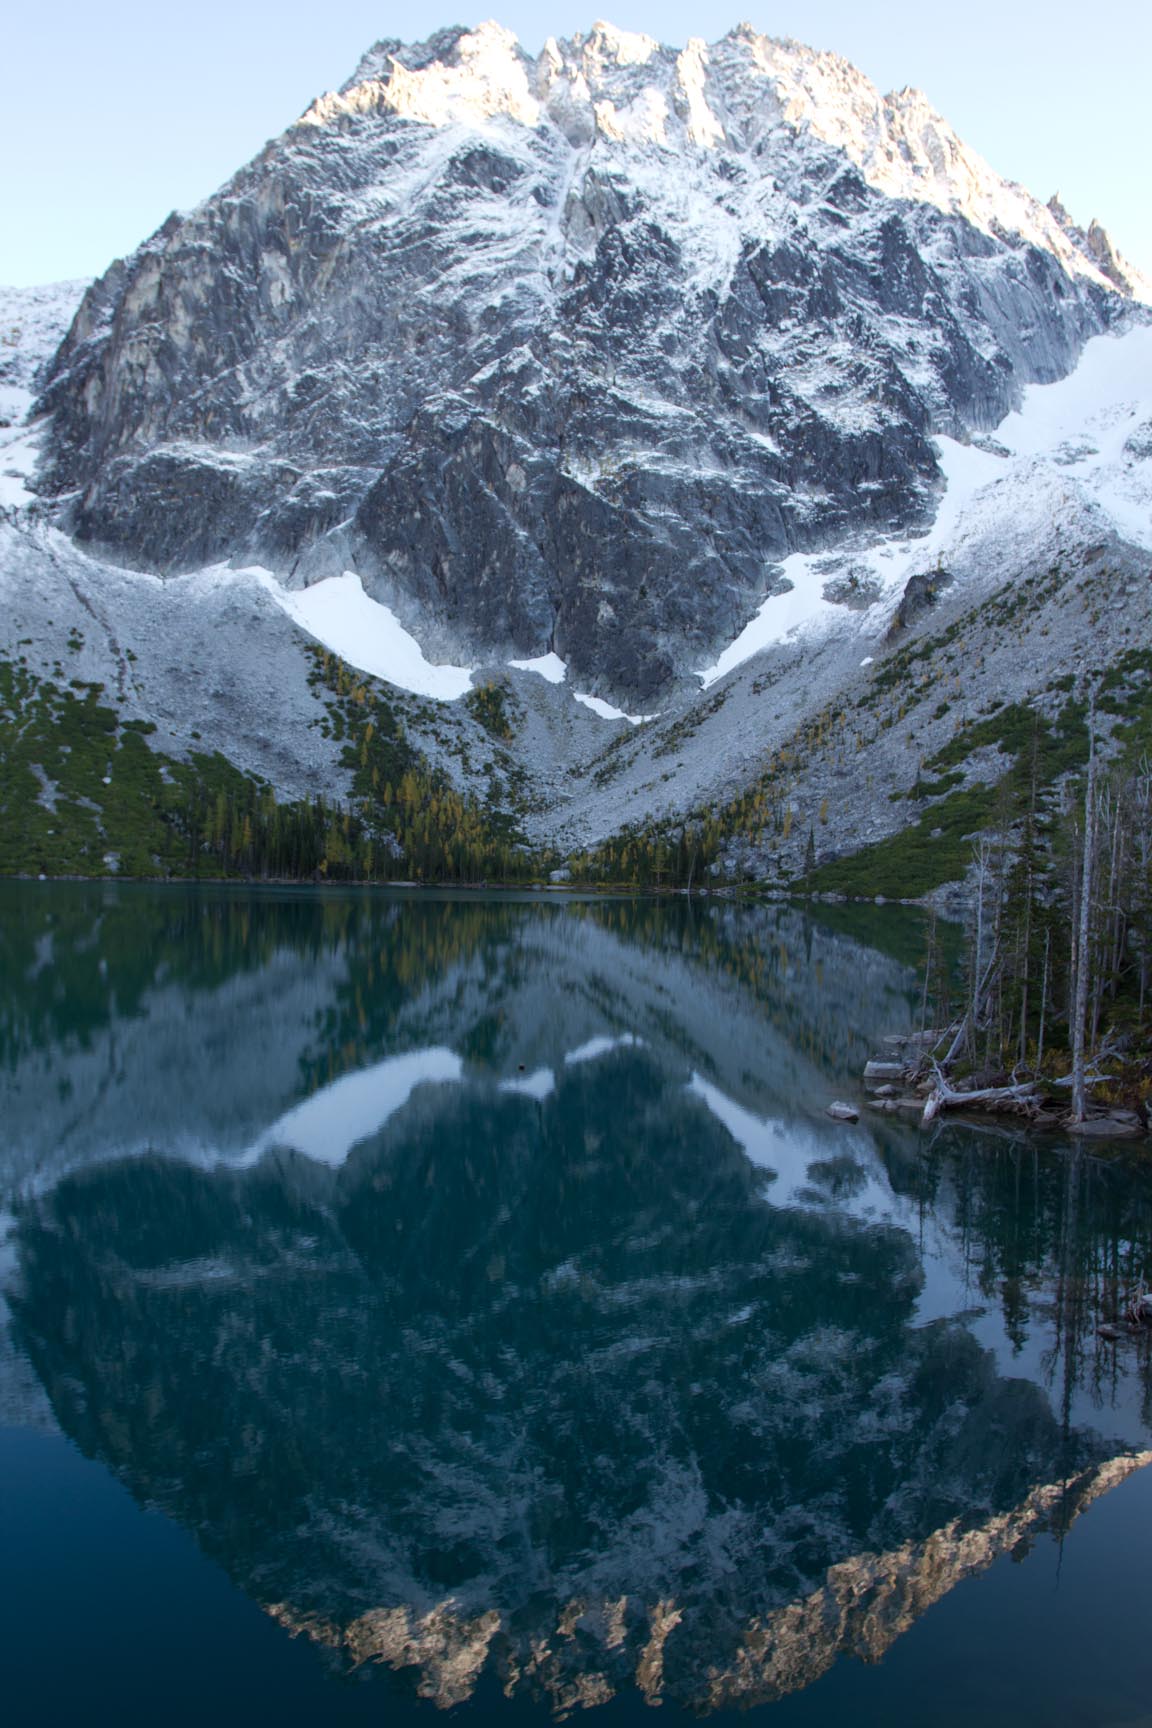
left=1, top=20, right=1150, bottom=888
left=31, top=20, right=1148, bottom=695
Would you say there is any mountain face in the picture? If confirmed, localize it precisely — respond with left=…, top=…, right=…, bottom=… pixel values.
left=2, top=21, right=1150, bottom=889
left=33, top=20, right=1146, bottom=699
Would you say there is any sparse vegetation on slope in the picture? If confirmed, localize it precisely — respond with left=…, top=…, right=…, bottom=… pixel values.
left=0, top=648, right=544, bottom=883
left=572, top=553, right=1152, bottom=902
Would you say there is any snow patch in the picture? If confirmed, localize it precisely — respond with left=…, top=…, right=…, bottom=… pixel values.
left=564, top=1034, right=644, bottom=1065
left=500, top=1066, right=556, bottom=1100
left=509, top=651, right=567, bottom=684
left=574, top=691, right=659, bottom=725
left=687, top=1074, right=903, bottom=1221
left=264, top=571, right=475, bottom=700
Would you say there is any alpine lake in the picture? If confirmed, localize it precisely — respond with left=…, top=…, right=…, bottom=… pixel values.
left=2, top=882, right=1150, bottom=1728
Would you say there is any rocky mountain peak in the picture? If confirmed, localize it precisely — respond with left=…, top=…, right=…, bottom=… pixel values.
left=1046, top=194, right=1148, bottom=299
left=28, top=19, right=1149, bottom=700
left=306, top=21, right=1146, bottom=304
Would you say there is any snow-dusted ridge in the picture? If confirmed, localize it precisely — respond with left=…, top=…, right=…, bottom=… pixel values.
left=0, top=280, right=90, bottom=406
left=305, top=18, right=1149, bottom=304
left=0, top=280, right=89, bottom=508
left=698, top=322, right=1152, bottom=687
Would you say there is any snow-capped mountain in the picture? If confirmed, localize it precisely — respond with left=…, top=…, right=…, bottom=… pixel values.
left=31, top=20, right=1147, bottom=699
left=2, top=20, right=1150, bottom=888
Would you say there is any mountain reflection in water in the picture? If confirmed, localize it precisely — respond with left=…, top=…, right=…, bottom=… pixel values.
left=1, top=884, right=1151, bottom=1719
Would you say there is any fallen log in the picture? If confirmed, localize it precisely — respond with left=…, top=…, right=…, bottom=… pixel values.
left=919, top=1073, right=1039, bottom=1130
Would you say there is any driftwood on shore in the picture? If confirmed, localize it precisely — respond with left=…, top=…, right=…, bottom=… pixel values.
left=919, top=1068, right=1040, bottom=1129
left=858, top=1029, right=1148, bottom=1140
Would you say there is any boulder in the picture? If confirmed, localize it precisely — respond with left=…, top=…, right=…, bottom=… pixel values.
left=1066, top=1117, right=1142, bottom=1140
left=826, top=1102, right=859, bottom=1123
left=863, top=1061, right=905, bottom=1085
left=885, top=569, right=953, bottom=641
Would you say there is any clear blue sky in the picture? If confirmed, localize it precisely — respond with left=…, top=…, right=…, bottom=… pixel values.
left=3, top=2, right=1148, bottom=287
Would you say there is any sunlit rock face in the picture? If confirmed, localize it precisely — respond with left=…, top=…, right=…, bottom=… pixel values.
left=34, top=21, right=1144, bottom=698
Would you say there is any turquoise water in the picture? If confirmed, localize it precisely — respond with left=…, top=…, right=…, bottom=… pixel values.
left=1, top=884, right=1150, bottom=1727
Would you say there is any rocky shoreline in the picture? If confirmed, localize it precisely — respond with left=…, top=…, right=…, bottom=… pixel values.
left=827, top=1032, right=1150, bottom=1144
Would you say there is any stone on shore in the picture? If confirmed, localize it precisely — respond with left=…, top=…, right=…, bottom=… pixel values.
left=863, top=1061, right=905, bottom=1086
left=1066, top=1117, right=1142, bottom=1140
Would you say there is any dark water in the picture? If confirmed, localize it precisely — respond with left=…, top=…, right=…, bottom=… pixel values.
left=1, top=884, right=1151, bottom=1728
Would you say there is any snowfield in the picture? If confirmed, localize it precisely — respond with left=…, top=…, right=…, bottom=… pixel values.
left=251, top=1047, right=465, bottom=1167
left=698, top=322, right=1152, bottom=689
left=508, top=651, right=568, bottom=684
left=260, top=570, right=477, bottom=701
left=573, top=691, right=659, bottom=725
left=258, top=570, right=660, bottom=720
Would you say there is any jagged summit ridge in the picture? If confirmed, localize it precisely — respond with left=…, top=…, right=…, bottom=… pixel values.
left=32, top=18, right=1148, bottom=698
left=312, top=19, right=1147, bottom=299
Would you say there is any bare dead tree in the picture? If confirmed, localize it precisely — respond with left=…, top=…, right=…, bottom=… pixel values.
left=1071, top=701, right=1098, bottom=1124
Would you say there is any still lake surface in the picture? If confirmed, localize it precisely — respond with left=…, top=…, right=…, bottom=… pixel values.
left=1, top=883, right=1151, bottom=1728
